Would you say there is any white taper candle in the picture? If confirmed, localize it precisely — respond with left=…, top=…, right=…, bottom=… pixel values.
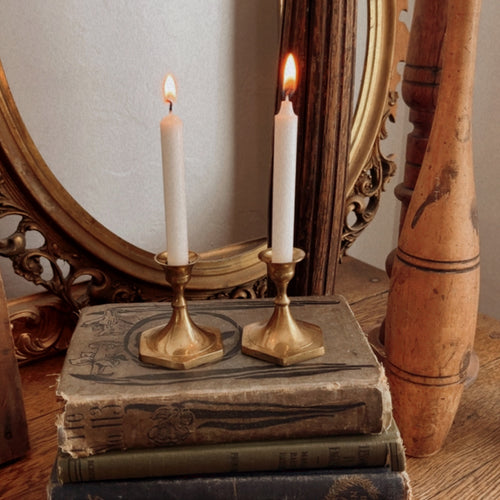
left=272, top=54, right=298, bottom=263
left=160, top=74, right=189, bottom=266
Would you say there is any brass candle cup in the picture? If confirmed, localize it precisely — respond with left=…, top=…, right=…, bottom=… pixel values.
left=139, top=251, right=223, bottom=369
left=241, top=248, right=325, bottom=366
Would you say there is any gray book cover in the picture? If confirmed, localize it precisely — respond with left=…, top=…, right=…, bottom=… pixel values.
left=56, top=296, right=392, bottom=457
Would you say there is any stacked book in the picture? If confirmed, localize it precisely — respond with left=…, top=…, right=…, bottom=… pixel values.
left=48, top=296, right=411, bottom=499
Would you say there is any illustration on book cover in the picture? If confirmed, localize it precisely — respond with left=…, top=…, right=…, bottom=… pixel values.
left=58, top=299, right=390, bottom=454
left=69, top=306, right=136, bottom=375
left=67, top=301, right=375, bottom=383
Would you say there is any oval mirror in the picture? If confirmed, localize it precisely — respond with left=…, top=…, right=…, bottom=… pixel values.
left=0, top=0, right=406, bottom=309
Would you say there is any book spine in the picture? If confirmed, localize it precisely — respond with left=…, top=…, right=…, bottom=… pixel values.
left=56, top=430, right=405, bottom=483
left=58, top=386, right=387, bottom=457
left=49, top=467, right=411, bottom=500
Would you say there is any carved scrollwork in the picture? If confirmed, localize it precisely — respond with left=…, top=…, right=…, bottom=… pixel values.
left=8, top=295, right=77, bottom=364
left=209, top=278, right=268, bottom=300
left=342, top=0, right=408, bottom=254
left=342, top=103, right=398, bottom=254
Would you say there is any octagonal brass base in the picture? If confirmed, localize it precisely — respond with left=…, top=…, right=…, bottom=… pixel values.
left=241, top=248, right=325, bottom=366
left=242, top=314, right=324, bottom=366
left=139, top=250, right=224, bottom=370
left=140, top=321, right=223, bottom=370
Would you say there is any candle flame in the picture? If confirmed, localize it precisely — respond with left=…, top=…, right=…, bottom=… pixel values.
left=283, top=53, right=297, bottom=97
left=163, top=74, right=177, bottom=106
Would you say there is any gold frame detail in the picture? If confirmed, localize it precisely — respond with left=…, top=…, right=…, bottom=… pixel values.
left=344, top=0, right=409, bottom=252
left=0, top=0, right=408, bottom=363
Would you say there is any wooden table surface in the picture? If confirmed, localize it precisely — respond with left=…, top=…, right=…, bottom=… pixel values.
left=1, top=257, right=499, bottom=499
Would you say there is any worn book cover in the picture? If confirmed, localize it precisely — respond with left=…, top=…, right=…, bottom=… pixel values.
left=48, top=465, right=411, bottom=500
left=56, top=417, right=405, bottom=483
left=56, top=296, right=392, bottom=457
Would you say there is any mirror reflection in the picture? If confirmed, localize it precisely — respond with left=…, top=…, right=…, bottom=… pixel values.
left=354, top=0, right=368, bottom=119
left=0, top=0, right=281, bottom=253
left=0, top=1, right=369, bottom=258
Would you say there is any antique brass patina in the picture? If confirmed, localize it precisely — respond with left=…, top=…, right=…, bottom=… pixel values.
left=242, top=248, right=324, bottom=366
left=139, top=252, right=224, bottom=370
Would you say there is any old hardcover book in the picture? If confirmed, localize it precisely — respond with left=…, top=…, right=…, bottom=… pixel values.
left=48, top=465, right=411, bottom=500
left=56, top=418, right=405, bottom=483
left=56, top=297, right=392, bottom=457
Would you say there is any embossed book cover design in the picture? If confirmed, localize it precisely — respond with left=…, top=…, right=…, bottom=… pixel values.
left=56, top=297, right=392, bottom=457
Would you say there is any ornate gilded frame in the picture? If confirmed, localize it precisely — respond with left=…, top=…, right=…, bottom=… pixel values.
left=344, top=0, right=409, bottom=251
left=0, top=0, right=408, bottom=362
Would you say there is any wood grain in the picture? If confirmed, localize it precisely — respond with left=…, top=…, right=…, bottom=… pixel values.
left=0, top=272, right=29, bottom=465
left=406, top=313, right=500, bottom=499
left=0, top=354, right=63, bottom=500
left=395, top=0, right=448, bottom=231
left=1, top=258, right=498, bottom=499
left=385, top=0, right=482, bottom=457
left=279, top=0, right=355, bottom=295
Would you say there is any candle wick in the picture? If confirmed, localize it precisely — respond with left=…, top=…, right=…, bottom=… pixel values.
left=167, top=100, right=173, bottom=113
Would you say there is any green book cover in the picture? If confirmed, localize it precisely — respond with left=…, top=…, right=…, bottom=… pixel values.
left=56, top=418, right=405, bottom=483
left=56, top=296, right=392, bottom=458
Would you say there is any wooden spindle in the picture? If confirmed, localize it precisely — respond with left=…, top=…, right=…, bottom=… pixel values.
left=378, top=0, right=449, bottom=351
left=384, top=0, right=482, bottom=457
left=394, top=0, right=448, bottom=233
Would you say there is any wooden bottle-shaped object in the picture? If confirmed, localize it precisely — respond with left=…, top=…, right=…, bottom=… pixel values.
left=384, top=0, right=481, bottom=457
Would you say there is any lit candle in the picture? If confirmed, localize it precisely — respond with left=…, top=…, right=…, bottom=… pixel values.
left=160, top=74, right=189, bottom=266
left=272, top=53, right=298, bottom=263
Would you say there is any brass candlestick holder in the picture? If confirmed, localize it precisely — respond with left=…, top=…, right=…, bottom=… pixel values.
left=139, top=251, right=223, bottom=369
left=241, top=248, right=325, bottom=366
